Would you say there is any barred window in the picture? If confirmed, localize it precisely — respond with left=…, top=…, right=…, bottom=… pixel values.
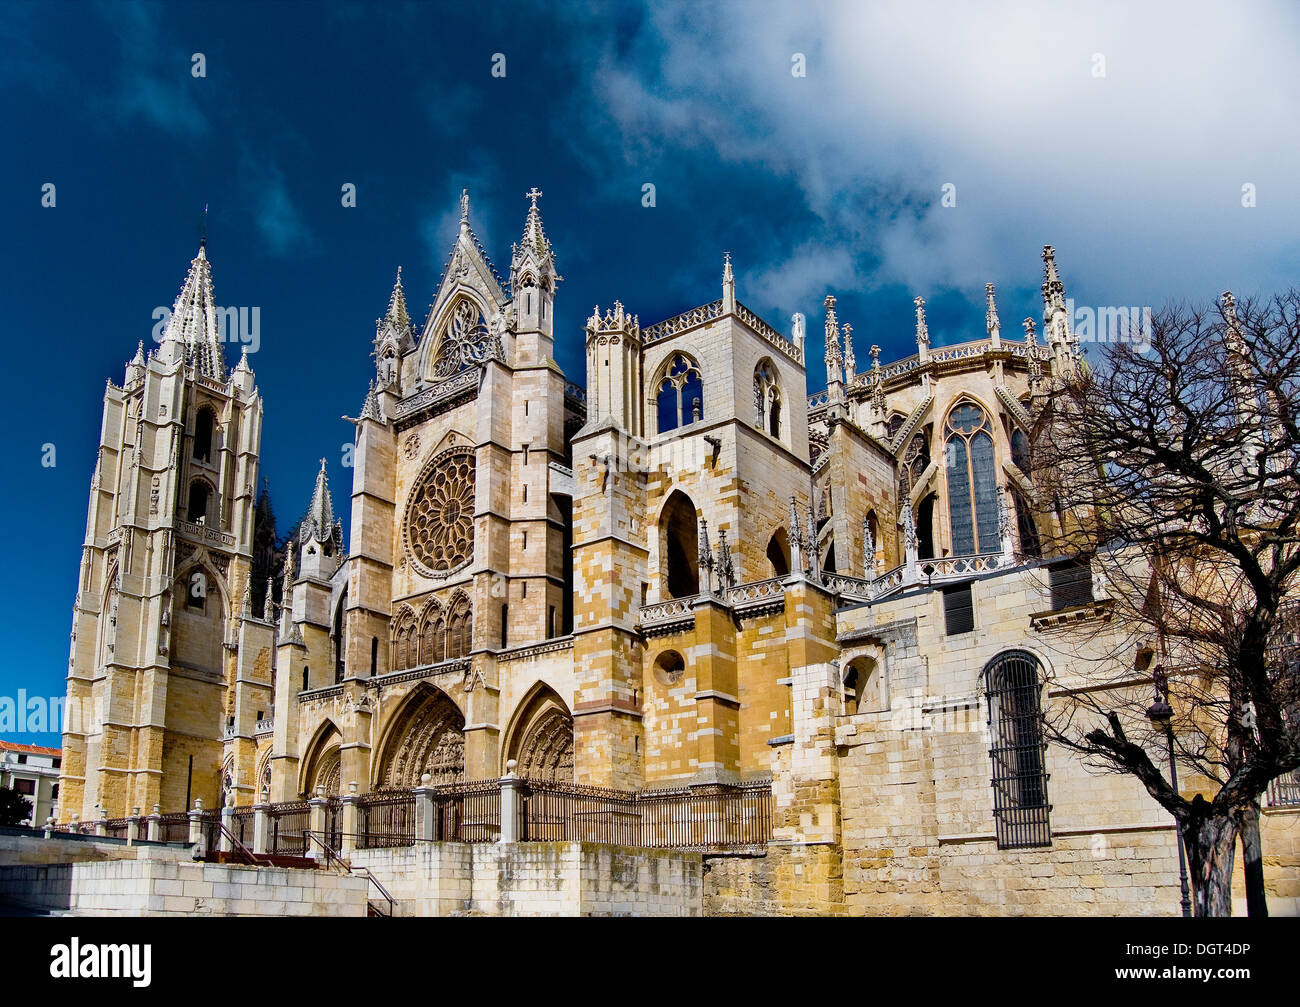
left=984, top=650, right=1052, bottom=849
left=1049, top=558, right=1093, bottom=610
left=942, top=583, right=974, bottom=635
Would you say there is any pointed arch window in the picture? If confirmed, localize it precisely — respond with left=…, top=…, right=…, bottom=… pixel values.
left=754, top=360, right=782, bottom=439
left=193, top=407, right=216, bottom=463
left=945, top=403, right=999, bottom=556
left=984, top=650, right=1052, bottom=848
left=655, top=353, right=704, bottom=433
left=446, top=594, right=472, bottom=659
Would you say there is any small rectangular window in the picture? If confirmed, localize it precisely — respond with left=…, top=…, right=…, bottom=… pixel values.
left=943, top=583, right=974, bottom=635
left=1049, top=558, right=1094, bottom=610
left=500, top=604, right=509, bottom=648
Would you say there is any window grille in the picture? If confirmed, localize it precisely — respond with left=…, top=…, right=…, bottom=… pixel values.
left=943, top=583, right=974, bottom=635
left=984, top=650, right=1052, bottom=848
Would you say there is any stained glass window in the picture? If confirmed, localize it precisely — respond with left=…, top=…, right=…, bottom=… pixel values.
left=945, top=403, right=1000, bottom=555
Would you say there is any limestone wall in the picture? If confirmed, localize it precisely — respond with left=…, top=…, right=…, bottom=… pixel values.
left=0, top=859, right=369, bottom=916
left=350, top=841, right=701, bottom=916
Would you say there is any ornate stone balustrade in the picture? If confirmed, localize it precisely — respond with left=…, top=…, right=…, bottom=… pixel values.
left=177, top=519, right=235, bottom=548
left=638, top=595, right=698, bottom=633
left=642, top=300, right=724, bottom=344
left=255, top=717, right=274, bottom=735
left=393, top=369, right=480, bottom=421
left=298, top=684, right=345, bottom=704
left=725, top=577, right=786, bottom=615
left=734, top=301, right=802, bottom=364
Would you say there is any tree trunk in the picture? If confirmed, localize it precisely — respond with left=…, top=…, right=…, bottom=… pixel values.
left=1237, top=801, right=1269, bottom=917
left=1182, top=812, right=1239, bottom=916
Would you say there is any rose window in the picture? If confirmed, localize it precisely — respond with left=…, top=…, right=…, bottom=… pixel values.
left=406, top=448, right=476, bottom=575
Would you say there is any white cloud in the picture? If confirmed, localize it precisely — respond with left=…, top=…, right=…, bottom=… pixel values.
left=586, top=0, right=1300, bottom=316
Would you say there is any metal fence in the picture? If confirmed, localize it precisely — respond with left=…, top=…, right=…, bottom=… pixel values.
left=430, top=779, right=501, bottom=842
left=357, top=791, right=416, bottom=848
left=231, top=806, right=257, bottom=847
left=69, top=778, right=775, bottom=853
left=101, top=818, right=133, bottom=840
left=268, top=801, right=311, bottom=856
left=1267, top=769, right=1300, bottom=807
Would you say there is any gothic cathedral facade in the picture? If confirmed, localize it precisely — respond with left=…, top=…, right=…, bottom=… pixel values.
left=60, top=192, right=1293, bottom=915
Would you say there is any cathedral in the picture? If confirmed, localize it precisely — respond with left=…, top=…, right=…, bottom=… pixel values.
left=56, top=191, right=1298, bottom=915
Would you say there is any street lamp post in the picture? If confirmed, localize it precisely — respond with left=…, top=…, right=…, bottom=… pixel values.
left=1147, top=667, right=1193, bottom=918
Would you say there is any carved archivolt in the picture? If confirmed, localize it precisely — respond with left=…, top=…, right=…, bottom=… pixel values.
left=514, top=708, right=574, bottom=782
left=405, top=447, right=475, bottom=577
left=379, top=686, right=466, bottom=788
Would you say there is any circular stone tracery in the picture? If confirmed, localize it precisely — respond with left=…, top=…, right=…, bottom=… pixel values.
left=406, top=448, right=476, bottom=576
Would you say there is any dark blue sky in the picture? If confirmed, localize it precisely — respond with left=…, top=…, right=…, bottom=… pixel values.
left=2, top=1, right=1296, bottom=746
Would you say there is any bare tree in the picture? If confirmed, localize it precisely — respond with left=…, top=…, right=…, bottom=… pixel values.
left=1025, top=291, right=1300, bottom=916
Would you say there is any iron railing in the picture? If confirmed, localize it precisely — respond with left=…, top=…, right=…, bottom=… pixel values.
left=357, top=791, right=416, bottom=848
left=1267, top=769, right=1300, bottom=807
left=70, top=778, right=775, bottom=852
left=268, top=801, right=311, bottom=856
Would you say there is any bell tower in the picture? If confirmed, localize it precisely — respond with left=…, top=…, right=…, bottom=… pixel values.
left=60, top=241, right=268, bottom=819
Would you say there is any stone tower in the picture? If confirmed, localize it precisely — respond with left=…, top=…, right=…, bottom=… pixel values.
left=60, top=242, right=270, bottom=819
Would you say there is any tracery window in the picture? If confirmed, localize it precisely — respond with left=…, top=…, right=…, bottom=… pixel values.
left=754, top=360, right=782, bottom=438
left=945, top=403, right=999, bottom=556
left=406, top=448, right=476, bottom=576
left=430, top=298, right=499, bottom=380
left=984, top=651, right=1052, bottom=848
left=899, top=430, right=930, bottom=496
left=655, top=353, right=704, bottom=433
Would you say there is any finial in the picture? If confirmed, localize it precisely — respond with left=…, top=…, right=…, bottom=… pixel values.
left=842, top=323, right=856, bottom=377
left=199, top=202, right=208, bottom=249
left=986, top=283, right=999, bottom=329
left=914, top=296, right=930, bottom=350
left=526, top=187, right=542, bottom=210
left=460, top=189, right=470, bottom=225
left=1023, top=317, right=1037, bottom=343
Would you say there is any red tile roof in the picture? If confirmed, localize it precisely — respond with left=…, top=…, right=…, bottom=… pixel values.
left=0, top=740, right=62, bottom=756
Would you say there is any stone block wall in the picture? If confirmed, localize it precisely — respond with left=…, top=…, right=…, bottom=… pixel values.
left=350, top=841, right=701, bottom=916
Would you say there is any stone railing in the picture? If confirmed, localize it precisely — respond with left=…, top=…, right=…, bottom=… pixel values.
left=638, top=596, right=698, bottom=630
left=917, top=553, right=1008, bottom=580
left=255, top=717, right=274, bottom=736
left=642, top=300, right=723, bottom=344
left=734, top=301, right=802, bottom=364
left=177, top=519, right=236, bottom=548
left=298, top=684, right=345, bottom=704
left=725, top=576, right=786, bottom=609
left=563, top=381, right=587, bottom=406
left=393, top=369, right=480, bottom=421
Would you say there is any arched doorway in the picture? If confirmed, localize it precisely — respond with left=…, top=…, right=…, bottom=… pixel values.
left=300, top=720, right=342, bottom=797
left=374, top=684, right=466, bottom=788
left=504, top=684, right=575, bottom=782
left=659, top=490, right=699, bottom=598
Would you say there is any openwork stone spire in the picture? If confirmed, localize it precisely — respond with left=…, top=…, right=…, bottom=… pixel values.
left=163, top=244, right=225, bottom=381
left=788, top=496, right=804, bottom=573
left=842, top=323, right=856, bottom=381
left=385, top=267, right=410, bottom=332
left=511, top=188, right=559, bottom=291
left=300, top=459, right=339, bottom=545
left=358, top=380, right=384, bottom=423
